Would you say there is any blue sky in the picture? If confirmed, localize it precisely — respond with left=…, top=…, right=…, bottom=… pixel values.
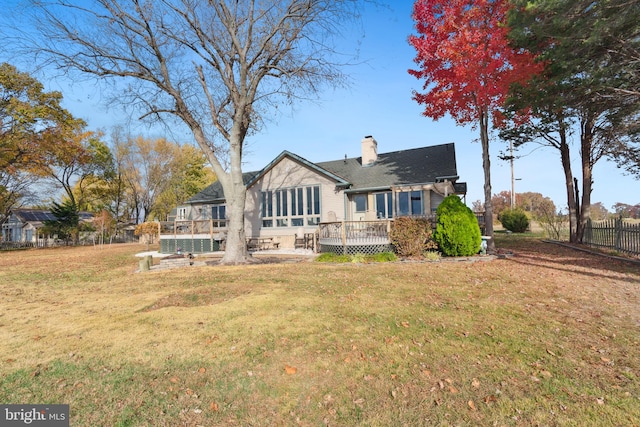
left=4, top=1, right=638, bottom=211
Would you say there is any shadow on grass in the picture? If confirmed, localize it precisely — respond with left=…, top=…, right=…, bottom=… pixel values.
left=495, top=234, right=640, bottom=284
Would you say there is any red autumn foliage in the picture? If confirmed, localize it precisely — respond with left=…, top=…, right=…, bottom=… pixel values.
left=408, top=0, right=543, bottom=126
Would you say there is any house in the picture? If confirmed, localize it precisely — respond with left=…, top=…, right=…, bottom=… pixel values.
left=1, top=208, right=94, bottom=247
left=160, top=136, right=467, bottom=254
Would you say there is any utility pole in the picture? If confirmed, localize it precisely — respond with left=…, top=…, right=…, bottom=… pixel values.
left=510, top=140, right=515, bottom=209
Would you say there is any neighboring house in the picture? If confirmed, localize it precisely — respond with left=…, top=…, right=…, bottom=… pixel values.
left=1, top=209, right=94, bottom=247
left=160, top=136, right=468, bottom=254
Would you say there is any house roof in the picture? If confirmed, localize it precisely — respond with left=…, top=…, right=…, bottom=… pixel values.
left=316, top=143, right=459, bottom=191
left=11, top=209, right=94, bottom=223
left=185, top=142, right=462, bottom=204
left=186, top=171, right=259, bottom=204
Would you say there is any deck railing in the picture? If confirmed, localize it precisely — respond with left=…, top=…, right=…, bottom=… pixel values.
left=318, top=220, right=393, bottom=246
left=159, top=220, right=226, bottom=236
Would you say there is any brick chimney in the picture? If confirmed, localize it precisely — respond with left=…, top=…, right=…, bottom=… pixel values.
left=361, top=135, right=378, bottom=166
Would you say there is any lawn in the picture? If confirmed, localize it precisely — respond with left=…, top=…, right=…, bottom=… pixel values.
left=0, top=237, right=639, bottom=426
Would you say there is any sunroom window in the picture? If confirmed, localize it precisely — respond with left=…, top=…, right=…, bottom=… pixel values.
left=397, top=190, right=423, bottom=216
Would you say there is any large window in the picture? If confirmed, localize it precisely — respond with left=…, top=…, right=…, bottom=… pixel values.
left=211, top=205, right=226, bottom=228
left=306, top=186, right=321, bottom=225
left=290, top=188, right=304, bottom=227
left=375, top=192, right=393, bottom=219
left=262, top=185, right=320, bottom=227
left=261, top=190, right=273, bottom=227
left=397, top=190, right=423, bottom=216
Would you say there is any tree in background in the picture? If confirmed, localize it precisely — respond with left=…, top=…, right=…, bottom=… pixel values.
left=612, top=203, right=640, bottom=219
left=504, top=0, right=640, bottom=242
left=409, top=0, right=542, bottom=253
left=491, top=191, right=512, bottom=218
left=22, top=0, right=364, bottom=264
left=32, top=127, right=114, bottom=213
left=471, top=200, right=484, bottom=213
left=0, top=62, right=80, bottom=222
left=120, top=136, right=213, bottom=223
left=516, top=192, right=556, bottom=220
left=151, top=144, right=216, bottom=221
left=121, top=136, right=176, bottom=224
left=589, top=202, right=610, bottom=221
left=43, top=199, right=80, bottom=245
left=92, top=209, right=115, bottom=247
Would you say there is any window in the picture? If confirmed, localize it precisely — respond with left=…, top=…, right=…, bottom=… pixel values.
left=354, top=194, right=367, bottom=212
left=275, top=189, right=288, bottom=227
left=262, top=185, right=320, bottom=228
left=211, top=205, right=226, bottom=228
left=261, top=191, right=273, bottom=227
left=397, top=190, right=423, bottom=216
left=290, top=188, right=304, bottom=226
left=375, top=192, right=393, bottom=219
left=306, top=186, right=321, bottom=225
left=177, top=207, right=187, bottom=220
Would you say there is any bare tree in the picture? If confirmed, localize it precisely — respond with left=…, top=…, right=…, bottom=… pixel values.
left=19, top=0, right=362, bottom=263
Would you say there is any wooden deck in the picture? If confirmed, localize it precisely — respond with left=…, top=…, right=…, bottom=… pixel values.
left=318, top=220, right=393, bottom=246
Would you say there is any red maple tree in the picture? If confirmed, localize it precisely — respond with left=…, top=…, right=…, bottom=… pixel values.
left=408, top=0, right=542, bottom=250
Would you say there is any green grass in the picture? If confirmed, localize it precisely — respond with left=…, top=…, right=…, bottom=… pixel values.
left=315, top=251, right=398, bottom=263
left=1, top=238, right=639, bottom=425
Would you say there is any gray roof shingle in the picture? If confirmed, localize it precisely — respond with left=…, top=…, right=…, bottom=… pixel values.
left=185, top=143, right=461, bottom=203
left=317, top=143, right=458, bottom=190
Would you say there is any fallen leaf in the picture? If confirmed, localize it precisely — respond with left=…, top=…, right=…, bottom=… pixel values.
left=546, top=349, right=556, bottom=357
left=401, top=321, right=410, bottom=328
left=468, top=400, right=476, bottom=410
left=285, top=365, right=297, bottom=375
left=209, top=402, right=219, bottom=412
left=484, top=395, right=498, bottom=403
left=169, top=377, right=179, bottom=383
left=198, top=367, right=206, bottom=374
left=540, top=370, right=552, bottom=378
left=449, top=386, right=458, bottom=394
left=471, top=378, right=480, bottom=388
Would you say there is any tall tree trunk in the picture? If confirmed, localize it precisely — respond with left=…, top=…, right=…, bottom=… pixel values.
left=219, top=121, right=254, bottom=265
left=480, top=108, right=495, bottom=253
left=557, top=122, right=578, bottom=242
left=577, top=114, right=595, bottom=242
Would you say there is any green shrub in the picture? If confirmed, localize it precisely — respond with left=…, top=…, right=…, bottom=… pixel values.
left=424, top=251, right=441, bottom=261
left=389, top=216, right=437, bottom=258
left=499, top=208, right=530, bottom=233
left=366, top=252, right=398, bottom=262
left=433, top=195, right=481, bottom=256
left=315, top=253, right=351, bottom=263
left=315, top=251, right=398, bottom=263
left=351, top=253, right=367, bottom=263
